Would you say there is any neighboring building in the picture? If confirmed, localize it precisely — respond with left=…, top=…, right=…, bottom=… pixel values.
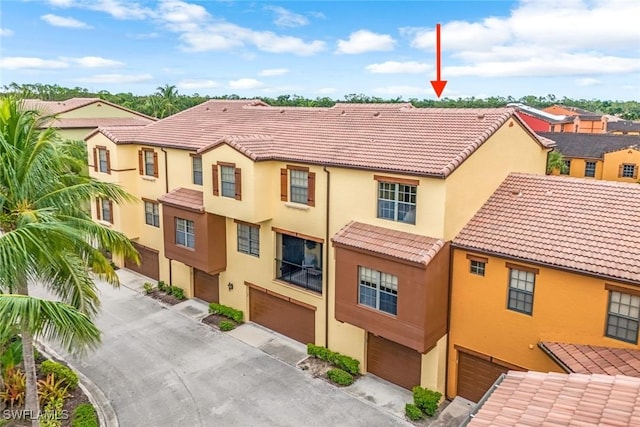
left=607, top=119, right=640, bottom=135
left=23, top=98, right=155, bottom=141
left=543, top=104, right=606, bottom=133
left=448, top=173, right=640, bottom=402
left=542, top=132, right=640, bottom=182
left=85, top=100, right=552, bottom=393
left=509, top=103, right=606, bottom=133
left=465, top=371, right=640, bottom=426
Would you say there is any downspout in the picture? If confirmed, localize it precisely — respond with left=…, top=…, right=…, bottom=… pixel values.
left=161, top=148, right=172, bottom=285
left=323, top=165, right=331, bottom=347
left=445, top=242, right=454, bottom=399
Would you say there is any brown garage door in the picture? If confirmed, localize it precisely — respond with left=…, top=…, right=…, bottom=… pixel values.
left=194, top=270, right=219, bottom=303
left=367, top=333, right=421, bottom=390
left=457, top=351, right=510, bottom=402
left=249, top=288, right=315, bottom=344
left=125, top=242, right=159, bottom=280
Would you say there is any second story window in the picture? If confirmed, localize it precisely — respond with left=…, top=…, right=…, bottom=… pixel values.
left=192, top=157, right=203, bottom=185
left=606, top=289, right=639, bottom=344
left=175, top=218, right=195, bottom=249
left=98, top=148, right=109, bottom=173
left=220, top=165, right=236, bottom=198
left=584, top=161, right=596, bottom=178
left=507, top=265, right=537, bottom=315
left=96, top=198, right=113, bottom=224
left=144, top=201, right=160, bottom=227
left=275, top=232, right=322, bottom=293
left=212, top=163, right=242, bottom=200
left=138, top=148, right=158, bottom=178
left=290, top=169, right=309, bottom=204
left=620, top=163, right=638, bottom=179
left=376, top=176, right=417, bottom=224
left=359, top=267, right=398, bottom=315
left=280, top=166, right=315, bottom=206
left=237, top=222, right=259, bottom=257
left=561, top=160, right=571, bottom=175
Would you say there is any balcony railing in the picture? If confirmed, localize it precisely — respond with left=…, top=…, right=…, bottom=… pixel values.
left=276, top=259, right=322, bottom=294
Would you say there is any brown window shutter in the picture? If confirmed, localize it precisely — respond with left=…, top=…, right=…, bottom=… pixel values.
left=95, top=199, right=101, bottom=220
left=619, top=164, right=624, bottom=178
left=108, top=200, right=114, bottom=224
left=307, top=171, right=316, bottom=207
left=280, top=168, right=288, bottom=201
left=93, top=147, right=98, bottom=172
left=152, top=151, right=159, bottom=177
left=235, top=168, right=242, bottom=200
left=138, top=150, right=143, bottom=174
left=634, top=165, right=638, bottom=180
left=106, top=149, right=111, bottom=174
left=212, top=165, right=219, bottom=196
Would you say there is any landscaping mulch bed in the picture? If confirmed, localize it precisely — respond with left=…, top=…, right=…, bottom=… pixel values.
left=297, top=356, right=334, bottom=379
left=201, top=314, right=239, bottom=330
left=146, top=289, right=183, bottom=306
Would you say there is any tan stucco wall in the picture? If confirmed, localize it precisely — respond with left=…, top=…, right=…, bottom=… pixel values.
left=552, top=157, right=603, bottom=179
left=58, top=128, right=94, bottom=142
left=602, top=149, right=640, bottom=182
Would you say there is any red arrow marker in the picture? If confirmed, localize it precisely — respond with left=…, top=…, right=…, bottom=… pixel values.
left=430, top=23, right=447, bottom=98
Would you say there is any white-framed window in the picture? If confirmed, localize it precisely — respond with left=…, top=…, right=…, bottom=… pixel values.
left=470, top=260, right=486, bottom=276
left=621, top=164, right=637, bottom=179
left=175, top=218, right=195, bottom=249
left=358, top=267, right=398, bottom=315
left=377, top=182, right=417, bottom=224
left=99, top=198, right=113, bottom=224
left=143, top=149, right=156, bottom=177
left=606, top=291, right=639, bottom=344
left=507, top=269, right=535, bottom=315
left=237, top=223, right=259, bottom=257
left=220, top=165, right=235, bottom=198
left=98, top=148, right=109, bottom=173
left=290, top=169, right=309, bottom=204
left=584, top=161, right=596, bottom=178
left=144, top=201, right=160, bottom=227
left=192, top=157, right=203, bottom=185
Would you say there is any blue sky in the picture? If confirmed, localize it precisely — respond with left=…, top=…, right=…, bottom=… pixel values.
left=1, top=0, right=639, bottom=100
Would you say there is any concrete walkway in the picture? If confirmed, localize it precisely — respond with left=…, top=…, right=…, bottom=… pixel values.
left=36, top=276, right=411, bottom=427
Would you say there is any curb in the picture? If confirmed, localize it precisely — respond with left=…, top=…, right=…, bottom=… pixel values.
left=36, top=342, right=119, bottom=427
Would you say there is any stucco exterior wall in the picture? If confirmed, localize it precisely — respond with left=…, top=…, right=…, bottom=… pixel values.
left=602, top=149, right=640, bottom=182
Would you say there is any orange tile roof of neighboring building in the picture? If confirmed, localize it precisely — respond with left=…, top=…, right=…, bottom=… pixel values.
left=467, top=371, right=640, bottom=427
left=157, top=188, right=204, bottom=212
left=453, top=173, right=640, bottom=285
left=47, top=117, right=153, bottom=129
left=98, top=99, right=552, bottom=177
left=22, top=98, right=156, bottom=121
left=540, top=342, right=640, bottom=378
left=331, top=221, right=445, bottom=266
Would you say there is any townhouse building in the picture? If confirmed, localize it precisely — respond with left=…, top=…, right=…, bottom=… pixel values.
left=85, top=100, right=552, bottom=393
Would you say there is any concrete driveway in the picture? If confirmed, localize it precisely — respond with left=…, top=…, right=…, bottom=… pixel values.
left=40, top=281, right=410, bottom=427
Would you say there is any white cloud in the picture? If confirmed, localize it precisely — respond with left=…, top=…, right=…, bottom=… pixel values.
left=41, top=14, right=92, bottom=29
left=264, top=5, right=308, bottom=28
left=0, top=57, right=68, bottom=70
left=177, top=79, right=218, bottom=89
left=46, top=0, right=153, bottom=20
left=77, top=73, right=153, bottom=83
left=366, top=61, right=431, bottom=74
left=576, top=77, right=602, bottom=87
left=0, top=28, right=14, bottom=36
left=157, top=0, right=209, bottom=32
left=315, top=87, right=336, bottom=95
left=228, top=78, right=263, bottom=90
left=47, top=0, right=75, bottom=6
left=127, top=32, right=160, bottom=39
left=71, top=56, right=124, bottom=68
left=336, top=30, right=395, bottom=54
left=259, top=68, right=289, bottom=77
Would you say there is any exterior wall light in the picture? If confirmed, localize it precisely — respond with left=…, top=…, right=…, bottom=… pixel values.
left=227, top=282, right=234, bottom=291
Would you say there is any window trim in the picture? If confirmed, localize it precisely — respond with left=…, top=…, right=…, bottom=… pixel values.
left=138, top=148, right=158, bottom=178
left=192, top=156, right=203, bottom=186
left=619, top=163, right=638, bottom=179
left=95, top=198, right=113, bottom=224
left=212, top=162, right=242, bottom=200
left=358, top=266, right=398, bottom=316
left=375, top=178, right=417, bottom=224
left=506, top=266, right=537, bottom=315
left=94, top=146, right=111, bottom=174
left=584, top=161, right=596, bottom=178
left=280, top=165, right=316, bottom=207
left=143, top=199, right=160, bottom=228
left=175, top=217, right=195, bottom=249
left=235, top=220, right=260, bottom=257
left=560, top=159, right=571, bottom=175
left=605, top=289, right=640, bottom=344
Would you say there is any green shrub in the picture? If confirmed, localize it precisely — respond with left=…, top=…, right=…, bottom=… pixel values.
left=171, top=286, right=185, bottom=300
left=40, top=360, right=79, bottom=390
left=41, top=397, right=64, bottom=427
left=72, top=403, right=98, bottom=427
left=143, top=282, right=154, bottom=295
left=307, top=344, right=360, bottom=375
left=157, top=280, right=167, bottom=292
left=327, top=368, right=354, bottom=386
left=405, top=403, right=424, bottom=421
left=218, top=320, right=235, bottom=331
left=38, top=374, right=70, bottom=405
left=209, top=303, right=244, bottom=323
left=412, top=386, right=442, bottom=417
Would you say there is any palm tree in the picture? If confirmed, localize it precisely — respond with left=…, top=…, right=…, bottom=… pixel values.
left=546, top=150, right=568, bottom=174
left=0, top=96, right=139, bottom=425
left=155, top=84, right=179, bottom=118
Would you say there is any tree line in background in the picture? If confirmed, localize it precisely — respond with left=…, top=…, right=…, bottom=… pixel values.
left=3, top=82, right=640, bottom=120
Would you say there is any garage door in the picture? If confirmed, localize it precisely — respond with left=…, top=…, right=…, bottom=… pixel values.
left=249, top=287, right=315, bottom=344
left=194, top=270, right=219, bottom=303
left=125, top=242, right=159, bottom=280
left=457, top=350, right=510, bottom=402
left=367, top=333, right=421, bottom=390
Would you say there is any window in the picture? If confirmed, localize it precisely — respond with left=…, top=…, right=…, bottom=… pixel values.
left=561, top=160, right=571, bottom=175
left=620, top=163, right=638, bottom=179
left=237, top=223, right=259, bottom=257
left=138, top=149, right=158, bottom=177
left=192, top=157, right=203, bottom=185
left=358, top=267, right=398, bottom=315
left=175, top=218, right=195, bottom=249
left=275, top=232, right=322, bottom=293
left=584, top=161, right=596, bottom=178
left=212, top=163, right=242, bottom=200
left=606, top=290, right=639, bottom=344
left=92, top=146, right=110, bottom=174
left=144, top=201, right=160, bottom=227
left=377, top=181, right=417, bottom=224
left=280, top=166, right=315, bottom=206
left=470, top=261, right=486, bottom=276
left=507, top=268, right=536, bottom=315
left=96, top=198, right=113, bottom=224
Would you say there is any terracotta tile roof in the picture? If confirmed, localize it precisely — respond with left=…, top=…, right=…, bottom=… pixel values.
left=540, top=132, right=640, bottom=159
left=331, top=221, right=445, bottom=266
left=47, top=117, right=153, bottom=129
left=114, top=99, right=552, bottom=177
left=86, top=125, right=147, bottom=144
left=157, top=188, right=204, bottom=212
left=540, top=342, right=640, bottom=378
left=453, top=173, right=640, bottom=285
left=468, top=371, right=640, bottom=427
left=22, top=98, right=156, bottom=121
